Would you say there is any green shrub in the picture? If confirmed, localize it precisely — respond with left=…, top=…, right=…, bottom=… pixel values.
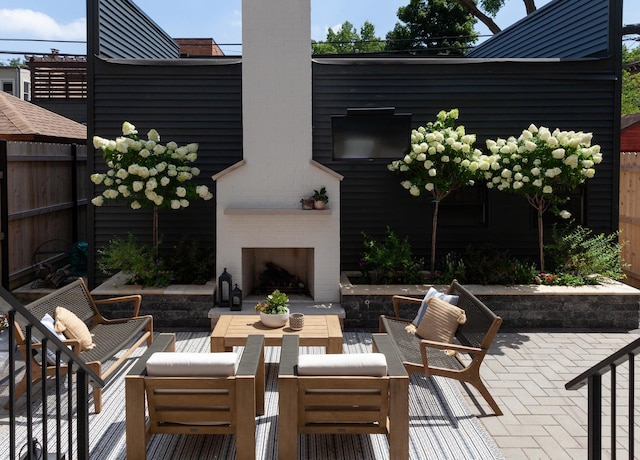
left=167, top=236, right=215, bottom=284
left=98, top=233, right=172, bottom=286
left=545, top=223, right=628, bottom=284
left=360, top=227, right=424, bottom=284
left=441, top=245, right=537, bottom=285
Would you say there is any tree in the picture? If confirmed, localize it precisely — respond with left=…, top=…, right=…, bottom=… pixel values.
left=312, top=20, right=385, bottom=55
left=622, top=45, right=640, bottom=115
left=0, top=57, right=24, bottom=67
left=452, top=0, right=537, bottom=34
left=388, top=109, right=484, bottom=271
left=385, top=0, right=478, bottom=56
left=482, top=125, right=602, bottom=271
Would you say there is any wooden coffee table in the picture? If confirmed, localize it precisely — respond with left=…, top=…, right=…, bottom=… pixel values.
left=210, top=314, right=343, bottom=354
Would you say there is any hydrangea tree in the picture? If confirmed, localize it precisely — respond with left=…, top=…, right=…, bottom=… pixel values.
left=388, top=109, right=486, bottom=271
left=482, top=124, right=602, bottom=271
left=91, top=121, right=213, bottom=258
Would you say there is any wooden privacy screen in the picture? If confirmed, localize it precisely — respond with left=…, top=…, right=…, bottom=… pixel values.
left=620, top=152, right=640, bottom=288
left=2, top=141, right=87, bottom=290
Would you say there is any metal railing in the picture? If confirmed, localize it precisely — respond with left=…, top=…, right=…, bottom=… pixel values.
left=566, top=336, right=640, bottom=460
left=2, top=285, right=103, bottom=460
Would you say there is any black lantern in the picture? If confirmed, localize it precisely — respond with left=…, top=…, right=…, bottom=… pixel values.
left=231, top=284, right=243, bottom=311
left=217, top=268, right=232, bottom=308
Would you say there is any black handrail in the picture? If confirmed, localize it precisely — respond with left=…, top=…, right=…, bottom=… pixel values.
left=566, top=335, right=640, bottom=460
left=2, top=285, right=104, bottom=460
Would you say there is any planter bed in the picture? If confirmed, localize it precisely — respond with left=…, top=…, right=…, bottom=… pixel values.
left=91, top=272, right=214, bottom=329
left=340, top=272, right=640, bottom=331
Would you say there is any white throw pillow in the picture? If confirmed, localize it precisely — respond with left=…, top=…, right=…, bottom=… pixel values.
left=146, top=352, right=240, bottom=377
left=297, top=353, right=387, bottom=376
left=32, top=313, right=69, bottom=364
left=412, top=287, right=460, bottom=326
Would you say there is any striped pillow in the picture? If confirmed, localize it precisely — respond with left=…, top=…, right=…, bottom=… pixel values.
left=412, top=287, right=459, bottom=326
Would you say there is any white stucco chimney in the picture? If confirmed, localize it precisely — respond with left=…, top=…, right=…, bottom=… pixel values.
left=213, top=0, right=342, bottom=302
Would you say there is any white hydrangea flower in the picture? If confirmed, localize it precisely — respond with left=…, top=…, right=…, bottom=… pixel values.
left=90, top=173, right=105, bottom=184
left=122, top=121, right=137, bottom=135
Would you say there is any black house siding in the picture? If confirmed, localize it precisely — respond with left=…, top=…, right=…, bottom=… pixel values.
left=95, top=0, right=179, bottom=59
left=90, top=58, right=242, bottom=284
left=468, top=0, right=614, bottom=59
left=86, top=0, right=621, bottom=285
left=311, top=57, right=618, bottom=270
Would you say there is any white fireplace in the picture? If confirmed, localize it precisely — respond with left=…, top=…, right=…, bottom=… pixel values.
left=212, top=0, right=342, bottom=302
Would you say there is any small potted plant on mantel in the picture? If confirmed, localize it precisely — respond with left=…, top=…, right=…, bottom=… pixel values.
left=312, top=187, right=329, bottom=209
left=255, top=289, right=290, bottom=328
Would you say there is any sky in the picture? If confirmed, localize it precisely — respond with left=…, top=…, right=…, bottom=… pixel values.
left=0, top=0, right=638, bottom=64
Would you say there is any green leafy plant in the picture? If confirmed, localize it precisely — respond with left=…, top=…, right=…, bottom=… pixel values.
left=313, top=187, right=329, bottom=203
left=441, top=245, right=537, bottom=285
left=97, top=233, right=172, bottom=286
left=254, top=289, right=289, bottom=314
left=360, top=227, right=424, bottom=284
left=545, top=223, right=628, bottom=284
left=167, top=236, right=215, bottom=284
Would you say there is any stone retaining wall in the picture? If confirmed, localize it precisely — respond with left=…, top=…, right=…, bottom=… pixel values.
left=91, top=272, right=213, bottom=329
left=340, top=273, right=640, bottom=331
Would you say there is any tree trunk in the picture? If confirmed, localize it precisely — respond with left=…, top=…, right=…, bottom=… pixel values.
left=431, top=200, right=440, bottom=272
left=152, top=205, right=159, bottom=263
left=523, top=0, right=537, bottom=15
left=453, top=0, right=502, bottom=34
left=537, top=211, right=545, bottom=272
left=527, top=195, right=549, bottom=272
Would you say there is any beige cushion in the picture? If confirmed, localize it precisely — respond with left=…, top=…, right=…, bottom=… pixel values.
left=146, top=352, right=240, bottom=377
left=297, top=353, right=387, bottom=376
left=416, top=297, right=467, bottom=343
left=54, top=306, right=95, bottom=351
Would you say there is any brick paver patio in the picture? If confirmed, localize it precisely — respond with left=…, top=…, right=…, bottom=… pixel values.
left=461, top=328, right=640, bottom=459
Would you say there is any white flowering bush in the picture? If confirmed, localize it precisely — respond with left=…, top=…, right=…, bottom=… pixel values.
left=388, top=108, right=485, bottom=270
left=91, top=121, right=213, bottom=210
left=91, top=122, right=214, bottom=285
left=483, top=124, right=603, bottom=270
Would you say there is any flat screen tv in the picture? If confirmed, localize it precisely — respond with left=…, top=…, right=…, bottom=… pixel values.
left=331, top=108, right=412, bottom=160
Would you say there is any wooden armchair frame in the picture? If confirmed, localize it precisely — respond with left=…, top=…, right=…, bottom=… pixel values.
left=278, top=334, right=409, bottom=460
left=125, top=333, right=265, bottom=460
left=7, top=278, right=152, bottom=413
left=380, top=280, right=503, bottom=416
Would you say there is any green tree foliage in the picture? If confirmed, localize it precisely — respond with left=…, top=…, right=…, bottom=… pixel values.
left=622, top=45, right=640, bottom=115
left=312, top=20, right=385, bottom=54
left=385, top=0, right=478, bottom=56
left=0, top=58, right=25, bottom=67
left=452, top=0, right=537, bottom=34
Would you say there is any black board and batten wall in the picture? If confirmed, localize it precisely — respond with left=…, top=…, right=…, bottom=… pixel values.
left=86, top=0, right=621, bottom=286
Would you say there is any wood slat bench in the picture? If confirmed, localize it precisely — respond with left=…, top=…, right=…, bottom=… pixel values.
left=379, top=279, right=503, bottom=416
left=7, top=278, right=153, bottom=413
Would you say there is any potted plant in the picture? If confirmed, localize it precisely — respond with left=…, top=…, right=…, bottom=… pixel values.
left=254, top=289, right=290, bottom=328
left=313, top=187, right=329, bottom=209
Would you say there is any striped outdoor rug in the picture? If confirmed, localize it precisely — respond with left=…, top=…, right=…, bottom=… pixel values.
left=2, top=331, right=503, bottom=459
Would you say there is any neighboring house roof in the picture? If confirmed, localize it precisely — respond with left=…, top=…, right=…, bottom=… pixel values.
left=622, top=113, right=640, bottom=130
left=0, top=91, right=86, bottom=143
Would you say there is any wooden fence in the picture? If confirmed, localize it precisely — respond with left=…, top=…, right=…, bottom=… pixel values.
left=0, top=140, right=87, bottom=290
left=620, top=151, right=640, bottom=288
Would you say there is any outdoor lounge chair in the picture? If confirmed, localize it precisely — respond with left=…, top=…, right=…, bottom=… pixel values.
left=278, top=334, right=409, bottom=460
left=379, top=279, right=503, bottom=416
left=125, top=333, right=265, bottom=460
